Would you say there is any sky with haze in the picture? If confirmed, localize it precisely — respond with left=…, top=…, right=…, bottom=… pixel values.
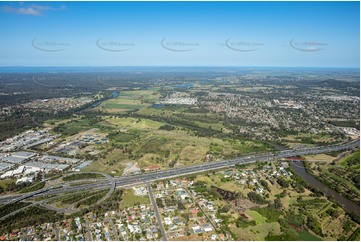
left=0, top=1, right=359, bottom=68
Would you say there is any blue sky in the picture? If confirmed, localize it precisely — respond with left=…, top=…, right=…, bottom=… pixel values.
left=0, top=1, right=359, bottom=67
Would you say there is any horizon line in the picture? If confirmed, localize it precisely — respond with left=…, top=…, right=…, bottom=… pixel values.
left=0, top=65, right=359, bottom=69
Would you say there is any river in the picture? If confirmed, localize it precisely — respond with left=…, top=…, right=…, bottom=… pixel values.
left=89, top=91, right=119, bottom=108
left=290, top=161, right=360, bottom=214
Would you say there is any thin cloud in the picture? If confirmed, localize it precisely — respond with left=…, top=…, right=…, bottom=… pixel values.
left=1, top=3, right=66, bottom=16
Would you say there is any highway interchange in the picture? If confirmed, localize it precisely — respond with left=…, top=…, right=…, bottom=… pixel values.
left=0, top=139, right=359, bottom=216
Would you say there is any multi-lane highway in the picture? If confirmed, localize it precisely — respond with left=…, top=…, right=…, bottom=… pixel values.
left=0, top=139, right=359, bottom=206
left=112, top=139, right=359, bottom=186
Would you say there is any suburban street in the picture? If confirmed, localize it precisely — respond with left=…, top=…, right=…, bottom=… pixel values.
left=147, top=183, right=167, bottom=241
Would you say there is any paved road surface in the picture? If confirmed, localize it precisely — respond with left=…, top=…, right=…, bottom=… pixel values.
left=147, top=183, right=167, bottom=241
left=183, top=187, right=218, bottom=231
left=96, top=173, right=115, bottom=204
left=85, top=219, right=93, bottom=241
left=55, top=228, right=60, bottom=241
left=107, top=217, right=120, bottom=241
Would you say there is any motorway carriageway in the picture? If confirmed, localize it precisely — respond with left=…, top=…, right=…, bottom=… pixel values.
left=0, top=139, right=359, bottom=205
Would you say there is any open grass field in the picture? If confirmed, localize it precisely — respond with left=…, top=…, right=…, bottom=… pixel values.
left=0, top=179, right=15, bottom=190
left=231, top=222, right=281, bottom=241
left=304, top=153, right=336, bottom=162
left=280, top=189, right=313, bottom=210
left=120, top=188, right=150, bottom=209
left=83, top=148, right=127, bottom=175
left=282, top=133, right=340, bottom=145
left=103, top=116, right=164, bottom=131
left=194, top=174, right=214, bottom=185
left=281, top=133, right=342, bottom=149
left=136, top=106, right=175, bottom=117
left=217, top=180, right=244, bottom=193
left=172, top=112, right=233, bottom=133
left=62, top=114, right=269, bottom=175
left=52, top=116, right=101, bottom=136
left=339, top=151, right=360, bottom=170
left=245, top=210, right=267, bottom=224
left=194, top=172, right=247, bottom=194
left=98, top=110, right=270, bottom=171
left=133, top=128, right=266, bottom=168
left=284, top=143, right=310, bottom=149
left=137, top=106, right=233, bottom=138
left=298, top=230, right=322, bottom=241
left=42, top=89, right=271, bottom=176
left=96, top=90, right=158, bottom=113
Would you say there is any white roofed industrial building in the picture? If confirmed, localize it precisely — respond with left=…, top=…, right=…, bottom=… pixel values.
left=1, top=151, right=37, bottom=164
left=0, top=163, right=14, bottom=172
left=13, top=151, right=37, bottom=159
left=41, top=155, right=79, bottom=164
left=72, top=160, right=93, bottom=171
left=2, top=156, right=26, bottom=164
left=0, top=166, right=25, bottom=179
left=25, top=161, right=69, bottom=172
left=16, top=176, right=34, bottom=184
